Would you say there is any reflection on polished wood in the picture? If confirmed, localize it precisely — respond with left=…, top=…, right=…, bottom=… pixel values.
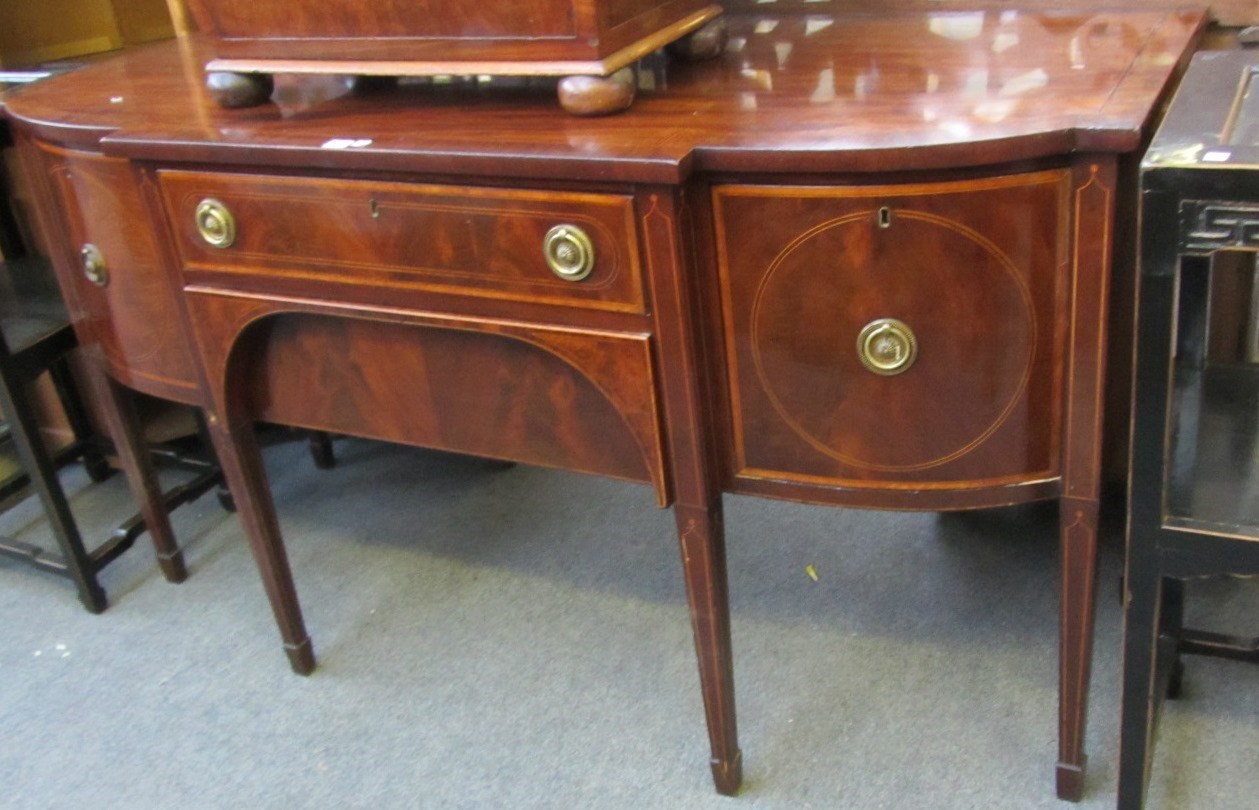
left=5, top=11, right=1204, bottom=172
left=720, top=0, right=1256, bottom=28
left=2, top=7, right=1204, bottom=801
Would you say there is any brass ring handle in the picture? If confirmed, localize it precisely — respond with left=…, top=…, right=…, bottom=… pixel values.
left=857, top=318, right=918, bottom=376
left=80, top=244, right=109, bottom=287
left=543, top=225, right=595, bottom=281
left=195, top=199, right=237, bottom=248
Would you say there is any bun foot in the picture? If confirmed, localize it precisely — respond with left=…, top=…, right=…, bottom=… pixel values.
left=1056, top=760, right=1085, bottom=802
left=285, top=637, right=316, bottom=675
left=667, top=17, right=729, bottom=61
left=711, top=750, right=743, bottom=796
left=207, top=71, right=275, bottom=109
left=557, top=68, right=636, bottom=115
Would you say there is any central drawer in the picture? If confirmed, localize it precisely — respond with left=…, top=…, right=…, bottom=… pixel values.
left=159, top=171, right=645, bottom=313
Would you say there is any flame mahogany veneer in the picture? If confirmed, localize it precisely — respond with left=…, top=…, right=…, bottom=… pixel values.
left=1, top=7, right=1205, bottom=802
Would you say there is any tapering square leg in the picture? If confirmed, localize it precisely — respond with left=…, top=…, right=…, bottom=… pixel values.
left=675, top=501, right=742, bottom=795
left=205, top=416, right=315, bottom=675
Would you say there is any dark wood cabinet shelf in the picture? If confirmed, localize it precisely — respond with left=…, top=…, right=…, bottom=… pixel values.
left=1166, top=364, right=1259, bottom=537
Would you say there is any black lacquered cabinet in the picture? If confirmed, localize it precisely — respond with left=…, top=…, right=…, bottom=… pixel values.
left=1120, top=49, right=1259, bottom=810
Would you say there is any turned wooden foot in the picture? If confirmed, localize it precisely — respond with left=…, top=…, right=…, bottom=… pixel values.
left=666, top=17, right=729, bottom=62
left=557, top=67, right=636, bottom=116
left=206, top=71, right=275, bottom=109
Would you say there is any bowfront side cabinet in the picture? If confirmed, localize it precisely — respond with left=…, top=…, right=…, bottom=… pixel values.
left=3, top=8, right=1203, bottom=801
left=708, top=160, right=1119, bottom=800
left=4, top=124, right=199, bottom=603
left=1120, top=49, right=1259, bottom=810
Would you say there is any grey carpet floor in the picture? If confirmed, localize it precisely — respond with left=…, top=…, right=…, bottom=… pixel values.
left=0, top=437, right=1254, bottom=809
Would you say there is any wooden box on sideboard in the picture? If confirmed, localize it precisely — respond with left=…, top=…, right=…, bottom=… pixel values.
left=180, top=0, right=727, bottom=113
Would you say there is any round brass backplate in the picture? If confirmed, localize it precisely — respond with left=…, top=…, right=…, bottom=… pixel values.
left=543, top=225, right=595, bottom=281
left=195, top=199, right=236, bottom=249
left=80, top=244, right=109, bottom=287
left=857, top=318, right=918, bottom=376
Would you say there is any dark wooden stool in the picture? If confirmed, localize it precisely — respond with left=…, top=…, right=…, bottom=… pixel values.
left=0, top=251, right=211, bottom=611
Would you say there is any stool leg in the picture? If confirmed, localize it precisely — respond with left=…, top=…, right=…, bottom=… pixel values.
left=47, top=359, right=110, bottom=482
left=1117, top=564, right=1164, bottom=810
left=1158, top=578, right=1185, bottom=699
left=83, top=366, right=187, bottom=583
left=0, top=362, right=105, bottom=612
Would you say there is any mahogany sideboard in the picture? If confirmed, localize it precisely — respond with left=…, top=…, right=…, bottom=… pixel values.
left=1, top=7, right=1203, bottom=801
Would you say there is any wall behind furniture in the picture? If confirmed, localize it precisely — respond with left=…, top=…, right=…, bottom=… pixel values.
left=0, top=0, right=173, bottom=68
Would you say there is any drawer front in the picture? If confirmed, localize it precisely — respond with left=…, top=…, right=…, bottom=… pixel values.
left=713, top=171, right=1070, bottom=489
left=183, top=291, right=668, bottom=501
left=35, top=145, right=201, bottom=403
left=159, top=171, right=645, bottom=313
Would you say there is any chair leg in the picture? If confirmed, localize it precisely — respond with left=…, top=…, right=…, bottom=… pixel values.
left=47, top=358, right=111, bottom=482
left=0, top=363, right=105, bottom=612
left=1117, top=565, right=1165, bottom=810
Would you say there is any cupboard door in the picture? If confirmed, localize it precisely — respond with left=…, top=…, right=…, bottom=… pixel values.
left=713, top=171, right=1070, bottom=490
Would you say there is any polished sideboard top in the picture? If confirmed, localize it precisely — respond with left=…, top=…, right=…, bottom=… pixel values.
left=718, top=1, right=1252, bottom=27
left=3, top=8, right=1204, bottom=180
